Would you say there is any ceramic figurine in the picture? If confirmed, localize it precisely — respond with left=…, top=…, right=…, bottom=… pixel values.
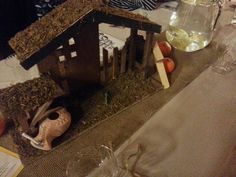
left=30, top=107, right=71, bottom=151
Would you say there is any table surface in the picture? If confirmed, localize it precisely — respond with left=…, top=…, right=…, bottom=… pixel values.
left=1, top=2, right=235, bottom=177
left=115, top=67, right=236, bottom=177
left=97, top=4, right=236, bottom=177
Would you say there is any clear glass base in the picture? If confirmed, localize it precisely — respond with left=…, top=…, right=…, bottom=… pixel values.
left=166, top=26, right=212, bottom=52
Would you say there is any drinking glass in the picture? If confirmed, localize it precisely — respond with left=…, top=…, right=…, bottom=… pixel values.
left=66, top=145, right=128, bottom=177
left=211, top=25, right=236, bottom=74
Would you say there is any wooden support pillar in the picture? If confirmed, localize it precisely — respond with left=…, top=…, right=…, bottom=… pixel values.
left=103, top=48, right=109, bottom=82
left=128, top=28, right=137, bottom=70
left=66, top=23, right=100, bottom=84
left=58, top=61, right=66, bottom=78
left=58, top=61, right=70, bottom=93
left=120, top=45, right=127, bottom=73
left=142, top=32, right=154, bottom=78
left=112, top=47, right=119, bottom=79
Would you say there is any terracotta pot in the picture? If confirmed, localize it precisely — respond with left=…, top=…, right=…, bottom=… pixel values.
left=30, top=107, right=71, bottom=151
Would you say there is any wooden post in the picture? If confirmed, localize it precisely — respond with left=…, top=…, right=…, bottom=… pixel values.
left=153, top=44, right=170, bottom=89
left=58, top=61, right=66, bottom=78
left=112, top=47, right=119, bottom=79
left=142, top=32, right=154, bottom=78
left=103, top=48, right=109, bottom=82
left=128, top=28, right=137, bottom=70
left=61, top=80, right=70, bottom=94
left=120, top=45, right=127, bottom=73
left=65, top=23, right=100, bottom=84
left=58, top=61, right=70, bottom=93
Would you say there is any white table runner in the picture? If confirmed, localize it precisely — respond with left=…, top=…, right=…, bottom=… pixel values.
left=116, top=68, right=236, bottom=177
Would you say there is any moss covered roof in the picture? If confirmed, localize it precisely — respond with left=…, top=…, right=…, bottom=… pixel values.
left=9, top=0, right=161, bottom=69
left=0, top=75, right=64, bottom=121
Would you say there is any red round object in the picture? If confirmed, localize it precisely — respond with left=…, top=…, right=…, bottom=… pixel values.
left=158, top=41, right=172, bottom=57
left=0, top=117, right=6, bottom=136
left=163, top=58, right=175, bottom=73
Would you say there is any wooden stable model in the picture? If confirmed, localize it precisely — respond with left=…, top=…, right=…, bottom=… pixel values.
left=9, top=0, right=163, bottom=91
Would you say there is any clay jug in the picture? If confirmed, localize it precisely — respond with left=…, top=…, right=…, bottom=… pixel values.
left=31, top=107, right=71, bottom=151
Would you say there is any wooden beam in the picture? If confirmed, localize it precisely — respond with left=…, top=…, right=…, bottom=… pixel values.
left=142, top=32, right=154, bottom=78
left=95, top=11, right=161, bottom=33
left=58, top=61, right=67, bottom=78
left=120, top=45, right=127, bottom=73
left=65, top=23, right=100, bottom=84
left=103, top=48, right=109, bottom=82
left=128, top=29, right=137, bottom=70
left=57, top=61, right=70, bottom=93
left=112, top=47, right=119, bottom=79
left=61, top=80, right=70, bottom=94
